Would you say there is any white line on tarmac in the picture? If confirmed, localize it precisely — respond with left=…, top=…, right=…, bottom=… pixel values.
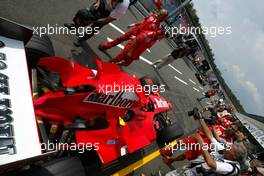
left=109, top=23, right=151, bottom=53
left=199, top=86, right=204, bottom=90
left=107, top=37, right=153, bottom=65
left=189, top=79, right=196, bottom=85
left=139, top=56, right=153, bottom=65
left=193, top=87, right=200, bottom=92
left=109, top=22, right=125, bottom=34
left=174, top=76, right=188, bottom=85
left=168, top=64, right=182, bottom=74
left=107, top=37, right=124, bottom=49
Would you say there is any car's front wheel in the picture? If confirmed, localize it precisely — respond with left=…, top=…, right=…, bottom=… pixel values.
left=156, top=123, right=184, bottom=146
left=25, top=34, right=55, bottom=70
left=154, top=113, right=184, bottom=146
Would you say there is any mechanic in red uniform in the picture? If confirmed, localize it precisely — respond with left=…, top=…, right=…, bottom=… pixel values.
left=99, top=9, right=167, bottom=50
left=160, top=108, right=234, bottom=165
left=98, top=9, right=168, bottom=66
left=160, top=124, right=232, bottom=165
left=109, top=29, right=165, bottom=66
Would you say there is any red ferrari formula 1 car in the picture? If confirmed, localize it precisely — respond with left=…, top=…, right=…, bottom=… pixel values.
left=0, top=18, right=183, bottom=174
left=26, top=31, right=190, bottom=166
left=32, top=55, right=184, bottom=164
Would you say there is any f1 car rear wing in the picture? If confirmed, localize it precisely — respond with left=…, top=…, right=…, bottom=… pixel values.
left=0, top=18, right=42, bottom=169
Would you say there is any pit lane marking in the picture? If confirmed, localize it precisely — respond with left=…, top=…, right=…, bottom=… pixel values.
left=139, top=56, right=153, bottom=65
left=189, top=79, right=196, bottom=85
left=168, top=64, right=182, bottom=74
left=174, top=76, right=188, bottom=85
left=109, top=23, right=151, bottom=53
left=107, top=37, right=125, bottom=49
left=109, top=22, right=125, bottom=34
left=107, top=37, right=153, bottom=65
left=193, top=87, right=200, bottom=92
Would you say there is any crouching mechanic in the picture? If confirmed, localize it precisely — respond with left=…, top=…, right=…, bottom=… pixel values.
left=166, top=113, right=248, bottom=176
left=197, top=89, right=217, bottom=102
left=152, top=42, right=195, bottom=69
left=64, top=0, right=129, bottom=46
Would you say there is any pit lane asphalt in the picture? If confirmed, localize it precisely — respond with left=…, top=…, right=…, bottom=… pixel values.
left=1, top=1, right=210, bottom=175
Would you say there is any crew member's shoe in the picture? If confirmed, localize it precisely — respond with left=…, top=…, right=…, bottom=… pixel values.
left=152, top=64, right=161, bottom=70
left=162, top=156, right=174, bottom=165
left=159, top=148, right=173, bottom=157
left=64, top=23, right=76, bottom=30
left=98, top=43, right=112, bottom=51
left=74, top=38, right=85, bottom=47
left=74, top=41, right=81, bottom=47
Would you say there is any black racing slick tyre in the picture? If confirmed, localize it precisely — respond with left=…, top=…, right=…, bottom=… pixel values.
left=156, top=123, right=184, bottom=145
left=25, top=34, right=55, bottom=69
left=20, top=157, right=86, bottom=176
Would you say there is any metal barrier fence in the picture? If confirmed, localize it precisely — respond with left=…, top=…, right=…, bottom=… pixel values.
left=235, top=112, right=264, bottom=152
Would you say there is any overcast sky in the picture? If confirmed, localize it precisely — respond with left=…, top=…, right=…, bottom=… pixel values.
left=192, top=0, right=264, bottom=116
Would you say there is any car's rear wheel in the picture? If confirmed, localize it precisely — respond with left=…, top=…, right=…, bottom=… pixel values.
left=20, top=157, right=86, bottom=176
